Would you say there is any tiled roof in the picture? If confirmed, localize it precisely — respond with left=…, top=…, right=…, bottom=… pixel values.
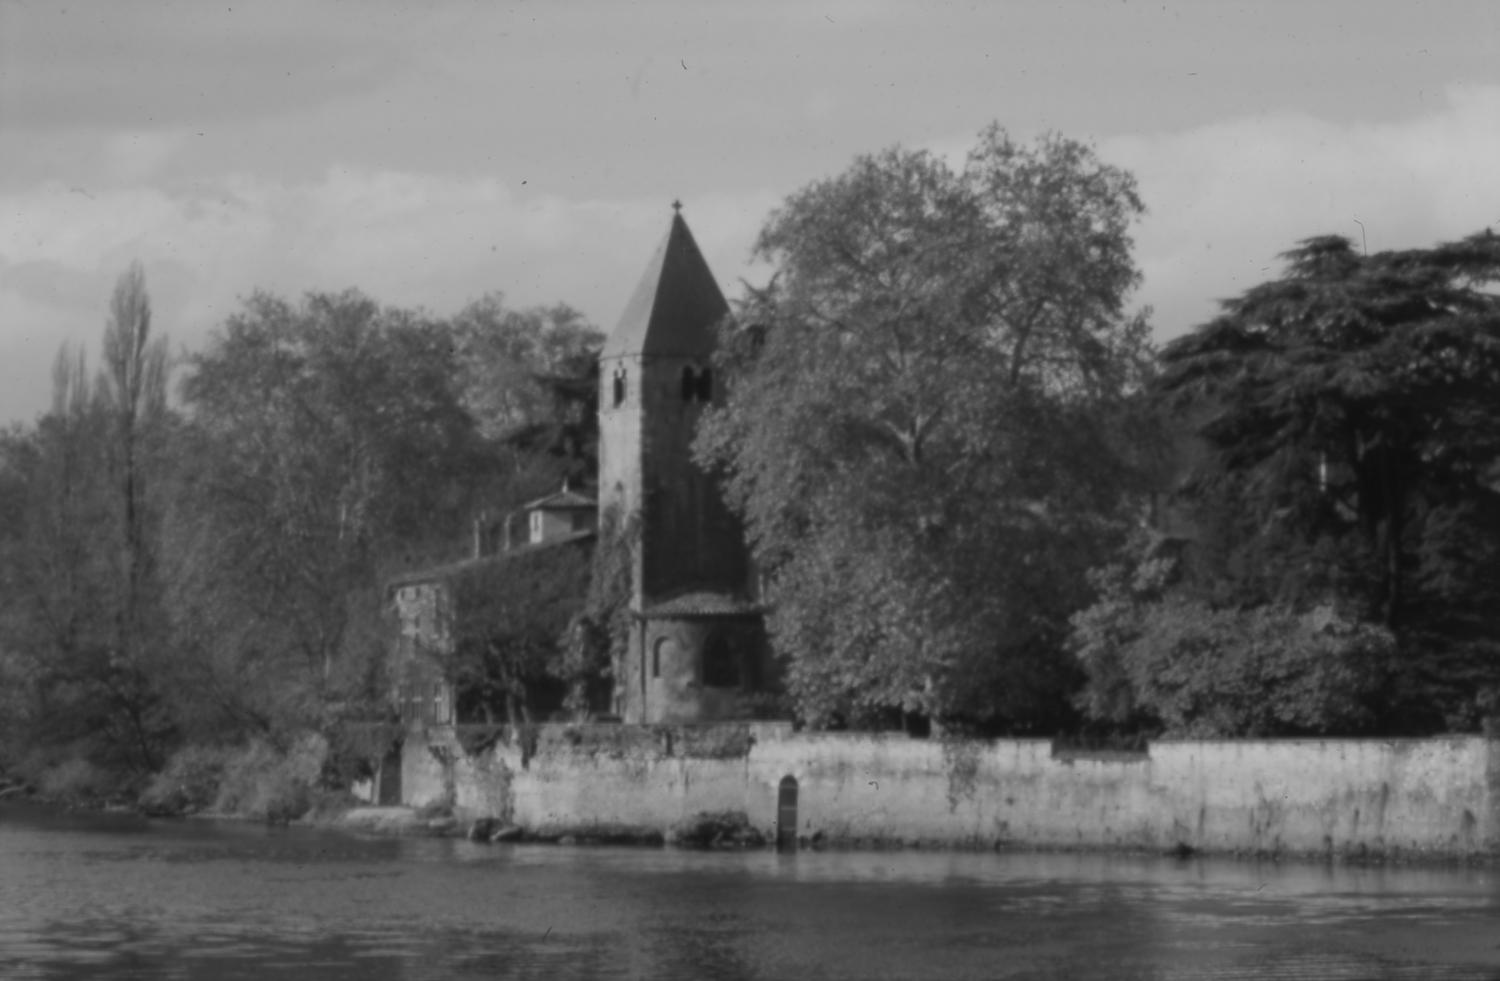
left=600, top=209, right=729, bottom=360
left=385, top=530, right=596, bottom=591
left=636, top=591, right=764, bottom=619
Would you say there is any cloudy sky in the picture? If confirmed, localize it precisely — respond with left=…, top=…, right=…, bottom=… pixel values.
left=3, top=0, right=1498, bottom=424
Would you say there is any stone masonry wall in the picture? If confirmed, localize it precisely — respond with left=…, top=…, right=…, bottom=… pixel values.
left=401, top=723, right=1500, bottom=859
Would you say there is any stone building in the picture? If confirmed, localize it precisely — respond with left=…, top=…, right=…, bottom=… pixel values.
left=387, top=487, right=597, bottom=730
left=598, top=205, right=771, bottom=723
left=388, top=204, right=774, bottom=732
left=513, top=481, right=597, bottom=548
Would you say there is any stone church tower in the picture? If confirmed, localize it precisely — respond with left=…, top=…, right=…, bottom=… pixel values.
left=599, top=205, right=768, bottom=723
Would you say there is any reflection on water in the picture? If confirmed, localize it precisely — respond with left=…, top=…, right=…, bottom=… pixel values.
left=2, top=802, right=1497, bottom=980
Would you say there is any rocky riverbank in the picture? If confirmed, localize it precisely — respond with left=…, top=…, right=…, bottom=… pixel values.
left=325, top=805, right=767, bottom=850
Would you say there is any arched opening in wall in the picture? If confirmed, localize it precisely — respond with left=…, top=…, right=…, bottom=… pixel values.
left=652, top=635, right=671, bottom=679
left=377, top=739, right=403, bottom=805
left=695, top=366, right=712, bottom=402
left=613, top=369, right=626, bottom=407
left=701, top=626, right=739, bottom=688
left=776, top=775, right=798, bottom=850
left=680, top=365, right=696, bottom=401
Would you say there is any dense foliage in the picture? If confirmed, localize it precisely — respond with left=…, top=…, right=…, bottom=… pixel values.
left=170, top=290, right=482, bottom=736
left=0, top=272, right=603, bottom=793
left=0, top=266, right=175, bottom=779
left=1072, top=533, right=1397, bottom=737
left=1074, top=232, right=1500, bottom=734
left=7, top=138, right=1498, bottom=805
left=696, top=126, right=1157, bottom=732
left=442, top=542, right=594, bottom=725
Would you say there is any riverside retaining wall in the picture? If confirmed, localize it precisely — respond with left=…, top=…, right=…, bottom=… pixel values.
left=399, top=723, right=1500, bottom=858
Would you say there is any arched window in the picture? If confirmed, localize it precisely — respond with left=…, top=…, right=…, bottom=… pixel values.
left=696, top=366, right=713, bottom=402
left=612, top=368, right=626, bottom=407
left=680, top=365, right=696, bottom=402
left=652, top=636, right=673, bottom=679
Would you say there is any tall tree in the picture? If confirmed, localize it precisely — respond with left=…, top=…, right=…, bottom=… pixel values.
left=448, top=294, right=603, bottom=543
left=101, top=262, right=168, bottom=610
left=1102, top=231, right=1500, bottom=732
left=170, top=290, right=483, bottom=736
left=697, top=126, right=1156, bottom=731
left=98, top=262, right=172, bottom=767
left=0, top=337, right=167, bottom=775
left=451, top=294, right=603, bottom=446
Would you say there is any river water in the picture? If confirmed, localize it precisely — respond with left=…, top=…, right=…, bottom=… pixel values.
left=2, top=803, right=1498, bottom=980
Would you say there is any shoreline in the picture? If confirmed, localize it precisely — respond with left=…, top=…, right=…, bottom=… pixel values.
left=5, top=792, right=1495, bottom=868
left=405, top=725, right=1500, bottom=866
left=318, top=803, right=1500, bottom=868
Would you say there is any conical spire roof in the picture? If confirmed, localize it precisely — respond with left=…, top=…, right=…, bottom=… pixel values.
left=601, top=205, right=729, bottom=360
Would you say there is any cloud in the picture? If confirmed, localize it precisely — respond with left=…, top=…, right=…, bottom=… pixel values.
left=4, top=84, right=1496, bottom=425
left=1105, top=84, right=1500, bottom=340
left=0, top=1, right=407, bottom=131
left=102, top=131, right=190, bottom=184
left=0, top=168, right=777, bottom=423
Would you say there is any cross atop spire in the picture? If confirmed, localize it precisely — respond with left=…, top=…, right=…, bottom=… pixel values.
left=671, top=199, right=683, bottom=214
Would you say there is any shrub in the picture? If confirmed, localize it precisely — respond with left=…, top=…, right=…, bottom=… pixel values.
left=139, top=745, right=234, bottom=816
left=37, top=758, right=117, bottom=801
left=1076, top=591, right=1394, bottom=737
left=1072, top=531, right=1400, bottom=738
left=668, top=810, right=765, bottom=849
left=213, top=733, right=328, bottom=822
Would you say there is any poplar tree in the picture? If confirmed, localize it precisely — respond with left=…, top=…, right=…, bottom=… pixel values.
left=99, top=262, right=172, bottom=767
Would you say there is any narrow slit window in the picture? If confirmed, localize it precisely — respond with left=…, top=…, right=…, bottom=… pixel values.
left=680, top=365, right=696, bottom=401
left=613, top=369, right=626, bottom=407
left=696, top=366, right=713, bottom=402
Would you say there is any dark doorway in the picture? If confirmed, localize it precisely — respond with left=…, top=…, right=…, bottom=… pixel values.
left=702, top=627, right=739, bottom=688
left=776, top=775, right=798, bottom=850
left=377, top=741, right=403, bottom=806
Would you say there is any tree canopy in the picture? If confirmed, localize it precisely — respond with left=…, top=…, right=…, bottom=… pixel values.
left=696, top=125, right=1156, bottom=731
left=0, top=265, right=175, bottom=776
left=0, top=276, right=608, bottom=789
left=438, top=541, right=594, bottom=725
left=451, top=294, right=603, bottom=456
left=1075, top=230, right=1500, bottom=734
